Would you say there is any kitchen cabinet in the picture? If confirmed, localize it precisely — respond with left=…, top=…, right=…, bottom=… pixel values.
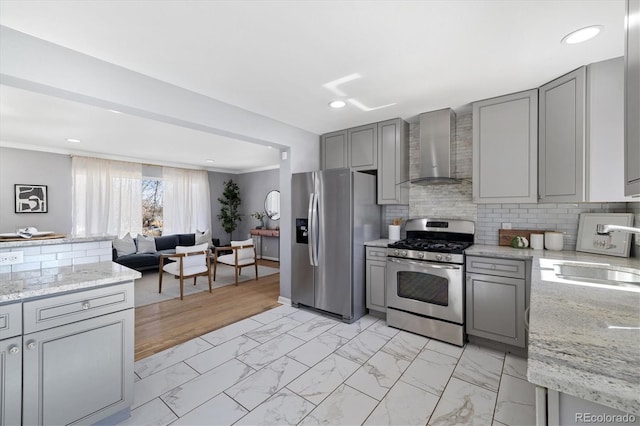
left=538, top=66, right=586, bottom=203
left=377, top=118, right=409, bottom=205
left=466, top=256, right=527, bottom=348
left=320, top=118, right=408, bottom=205
left=472, top=89, right=538, bottom=203
left=321, top=130, right=348, bottom=170
left=365, top=246, right=387, bottom=313
left=625, top=0, right=640, bottom=196
left=321, top=124, right=377, bottom=171
left=349, top=123, right=377, bottom=171
left=20, top=282, right=134, bottom=426
left=535, top=387, right=639, bottom=426
left=539, top=58, right=631, bottom=202
left=0, top=302, right=22, bottom=426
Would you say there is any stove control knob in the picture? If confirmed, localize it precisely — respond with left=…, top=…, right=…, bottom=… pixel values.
left=445, top=255, right=452, bottom=262
left=394, top=249, right=400, bottom=256
left=418, top=252, right=424, bottom=259
left=436, top=254, right=443, bottom=261
left=401, top=250, right=408, bottom=257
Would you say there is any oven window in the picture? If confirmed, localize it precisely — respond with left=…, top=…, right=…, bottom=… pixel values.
left=396, top=271, right=449, bottom=306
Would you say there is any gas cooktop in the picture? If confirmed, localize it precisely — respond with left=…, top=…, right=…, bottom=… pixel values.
left=388, top=238, right=473, bottom=254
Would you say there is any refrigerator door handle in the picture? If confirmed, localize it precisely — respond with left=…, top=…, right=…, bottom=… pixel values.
left=311, top=192, right=320, bottom=266
left=307, top=193, right=315, bottom=266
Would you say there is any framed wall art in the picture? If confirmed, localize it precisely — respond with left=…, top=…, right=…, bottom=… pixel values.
left=576, top=213, right=634, bottom=257
left=15, top=184, right=48, bottom=213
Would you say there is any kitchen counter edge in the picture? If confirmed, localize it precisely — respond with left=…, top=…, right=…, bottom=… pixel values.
left=0, top=261, right=141, bottom=302
left=364, top=239, right=393, bottom=248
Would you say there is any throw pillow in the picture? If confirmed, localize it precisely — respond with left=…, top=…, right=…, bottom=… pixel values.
left=136, top=234, right=157, bottom=254
left=195, top=229, right=212, bottom=248
left=113, top=232, right=136, bottom=257
left=231, top=238, right=254, bottom=260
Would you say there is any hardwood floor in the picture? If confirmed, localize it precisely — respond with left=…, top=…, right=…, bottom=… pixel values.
left=134, top=260, right=281, bottom=361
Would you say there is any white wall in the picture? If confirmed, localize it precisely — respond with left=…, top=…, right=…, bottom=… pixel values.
left=0, top=147, right=72, bottom=233
left=0, top=26, right=319, bottom=299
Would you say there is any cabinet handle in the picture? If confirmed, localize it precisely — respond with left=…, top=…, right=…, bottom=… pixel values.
left=26, top=341, right=36, bottom=350
left=82, top=301, right=90, bottom=310
left=524, top=306, right=530, bottom=331
left=8, top=345, right=19, bottom=355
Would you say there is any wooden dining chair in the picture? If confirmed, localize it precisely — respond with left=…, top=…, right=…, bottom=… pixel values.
left=158, top=243, right=212, bottom=300
left=213, top=238, right=258, bottom=286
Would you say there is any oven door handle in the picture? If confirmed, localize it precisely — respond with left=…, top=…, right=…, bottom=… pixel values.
left=387, top=257, right=461, bottom=270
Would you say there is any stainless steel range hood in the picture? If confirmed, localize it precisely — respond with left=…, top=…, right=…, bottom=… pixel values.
left=411, top=108, right=459, bottom=185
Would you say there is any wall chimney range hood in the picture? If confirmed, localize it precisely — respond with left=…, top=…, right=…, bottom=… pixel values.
left=411, top=108, right=459, bottom=185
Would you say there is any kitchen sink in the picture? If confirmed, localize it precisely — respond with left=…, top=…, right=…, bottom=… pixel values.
left=553, top=263, right=640, bottom=288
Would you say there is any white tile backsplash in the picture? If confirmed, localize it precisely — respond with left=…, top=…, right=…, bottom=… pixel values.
left=2, top=239, right=113, bottom=272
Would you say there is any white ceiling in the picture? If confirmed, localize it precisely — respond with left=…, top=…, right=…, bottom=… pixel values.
left=0, top=0, right=626, bottom=171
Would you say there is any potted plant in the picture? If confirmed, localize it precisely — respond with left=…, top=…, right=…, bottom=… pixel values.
left=217, top=179, right=242, bottom=243
left=251, top=211, right=267, bottom=229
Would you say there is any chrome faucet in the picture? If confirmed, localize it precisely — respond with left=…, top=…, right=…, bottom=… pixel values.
left=596, top=224, right=640, bottom=235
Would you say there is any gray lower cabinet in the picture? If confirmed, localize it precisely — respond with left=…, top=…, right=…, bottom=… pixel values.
left=466, top=256, right=526, bottom=348
left=0, top=335, right=22, bottom=426
left=625, top=0, right=640, bottom=196
left=0, top=302, right=22, bottom=426
left=365, top=246, right=387, bottom=313
left=23, top=309, right=134, bottom=425
left=18, top=282, right=135, bottom=426
left=472, top=89, right=538, bottom=203
left=377, top=118, right=409, bottom=205
left=321, top=130, right=348, bottom=170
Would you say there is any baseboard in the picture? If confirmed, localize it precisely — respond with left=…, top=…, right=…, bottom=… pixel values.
left=277, top=296, right=291, bottom=306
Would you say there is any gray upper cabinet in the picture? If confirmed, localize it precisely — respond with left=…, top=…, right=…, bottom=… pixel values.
left=625, top=0, right=640, bottom=196
left=320, top=118, right=408, bottom=205
left=377, top=118, right=409, bottom=205
left=539, top=66, right=586, bottom=203
left=472, top=89, right=538, bottom=203
left=539, top=59, right=630, bottom=202
left=349, top=123, right=377, bottom=170
left=321, top=130, right=348, bottom=170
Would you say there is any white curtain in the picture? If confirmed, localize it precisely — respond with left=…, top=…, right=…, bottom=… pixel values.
left=72, top=157, right=142, bottom=237
left=162, top=166, right=211, bottom=234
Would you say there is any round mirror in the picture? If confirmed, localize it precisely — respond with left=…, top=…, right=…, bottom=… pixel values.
left=264, top=190, right=280, bottom=220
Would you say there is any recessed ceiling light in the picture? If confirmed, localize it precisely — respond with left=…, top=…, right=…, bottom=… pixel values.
left=66, top=138, right=81, bottom=143
left=108, top=109, right=122, bottom=114
left=329, top=100, right=346, bottom=109
left=205, top=159, right=215, bottom=163
left=562, top=25, right=603, bottom=44
left=267, top=146, right=273, bottom=149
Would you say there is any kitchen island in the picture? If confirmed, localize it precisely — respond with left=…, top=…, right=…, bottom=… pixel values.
left=465, top=245, right=640, bottom=419
left=0, top=236, right=140, bottom=425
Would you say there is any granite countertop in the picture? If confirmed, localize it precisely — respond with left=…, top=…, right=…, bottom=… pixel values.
left=0, top=235, right=115, bottom=249
left=466, top=244, right=640, bottom=415
left=364, top=239, right=393, bottom=247
left=0, top=262, right=141, bottom=302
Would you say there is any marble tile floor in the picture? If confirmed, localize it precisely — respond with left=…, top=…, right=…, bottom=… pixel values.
left=120, top=305, right=536, bottom=426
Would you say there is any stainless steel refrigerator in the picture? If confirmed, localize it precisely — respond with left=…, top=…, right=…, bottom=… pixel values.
left=291, top=169, right=380, bottom=322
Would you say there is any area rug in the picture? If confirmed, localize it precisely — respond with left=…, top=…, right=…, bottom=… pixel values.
left=134, top=266, right=280, bottom=307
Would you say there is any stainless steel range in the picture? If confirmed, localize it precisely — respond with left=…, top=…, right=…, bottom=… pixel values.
left=386, top=218, right=475, bottom=346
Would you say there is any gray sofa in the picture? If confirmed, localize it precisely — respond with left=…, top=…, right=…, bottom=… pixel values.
left=112, top=233, right=220, bottom=272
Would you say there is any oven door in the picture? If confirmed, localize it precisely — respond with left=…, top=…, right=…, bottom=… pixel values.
left=386, top=257, right=464, bottom=324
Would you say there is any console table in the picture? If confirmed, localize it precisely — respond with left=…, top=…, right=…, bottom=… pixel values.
left=250, top=229, right=280, bottom=261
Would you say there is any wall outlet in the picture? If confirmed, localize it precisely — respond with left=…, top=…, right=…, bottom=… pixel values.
left=502, top=222, right=512, bottom=230
left=0, top=251, right=24, bottom=265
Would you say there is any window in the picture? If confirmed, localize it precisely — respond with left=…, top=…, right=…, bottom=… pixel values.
left=142, top=178, right=164, bottom=236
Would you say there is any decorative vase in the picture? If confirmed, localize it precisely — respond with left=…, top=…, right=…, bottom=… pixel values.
left=257, top=219, right=264, bottom=229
